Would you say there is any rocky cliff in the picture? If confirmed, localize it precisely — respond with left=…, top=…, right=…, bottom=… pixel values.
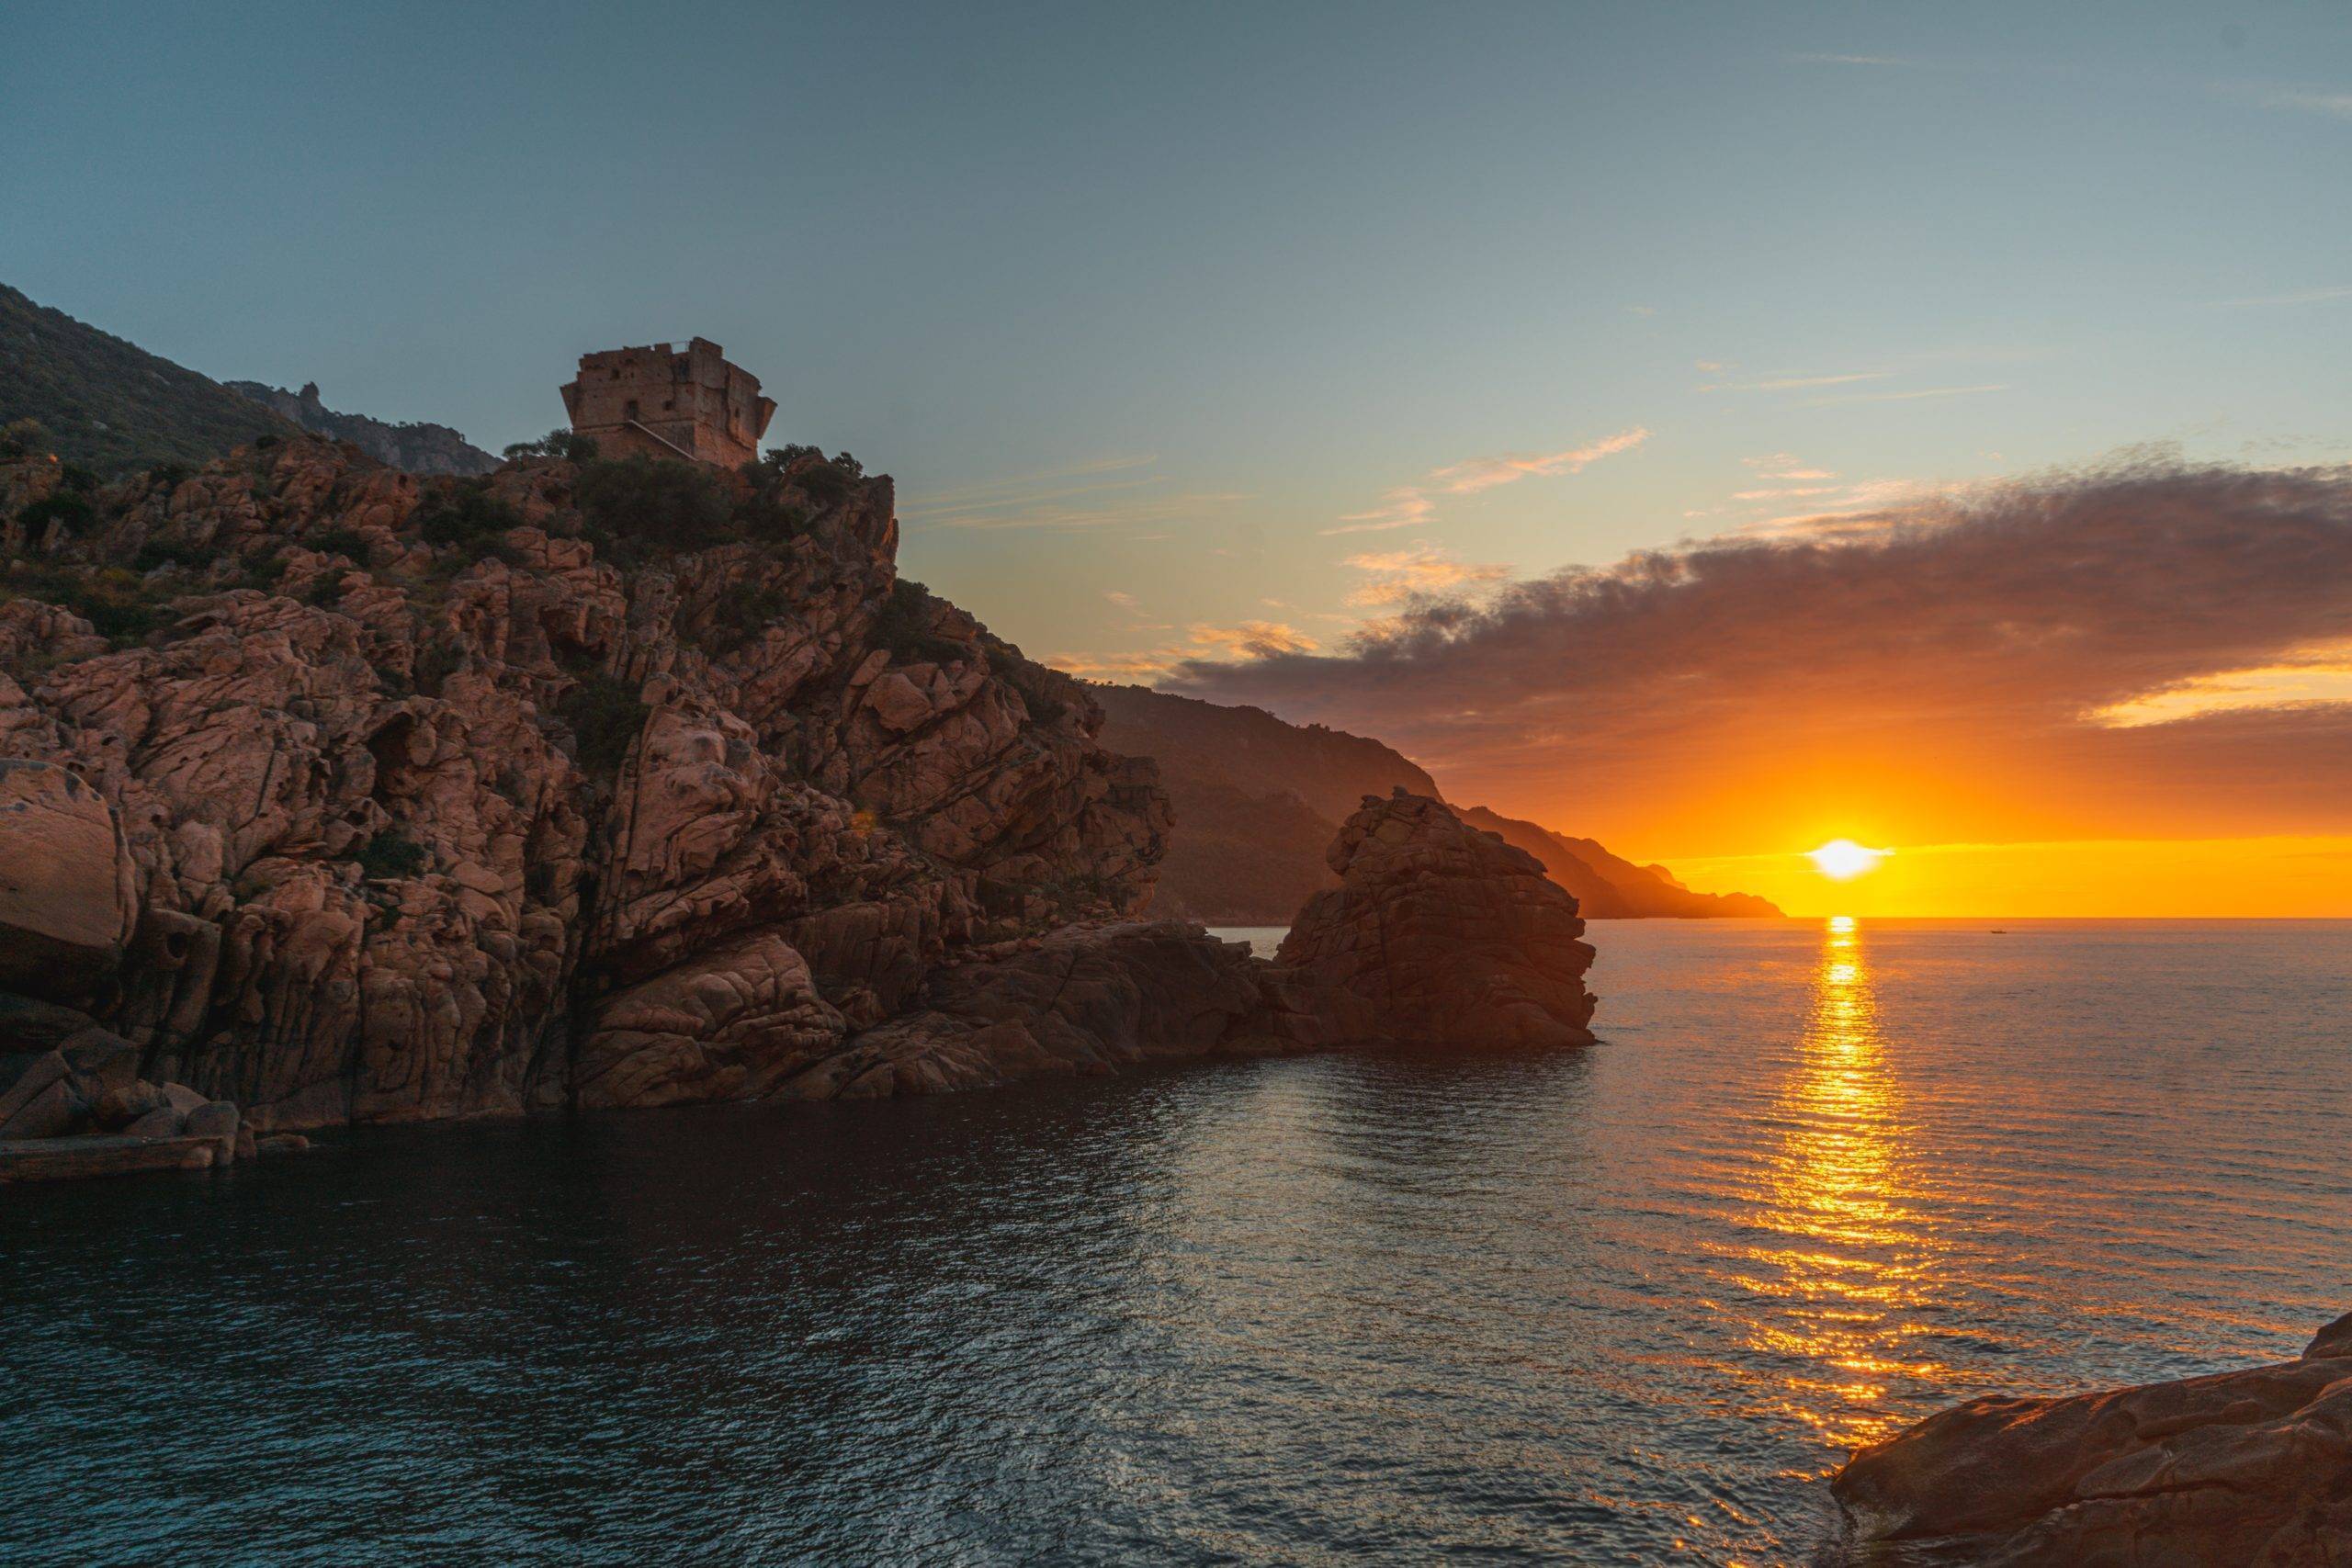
left=226, top=381, right=499, bottom=477
left=0, top=436, right=1167, bottom=1134
left=1832, top=1309, right=2352, bottom=1563
left=0, top=439, right=1601, bottom=1168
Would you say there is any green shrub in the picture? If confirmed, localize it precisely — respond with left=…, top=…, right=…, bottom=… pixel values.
left=413, top=483, right=522, bottom=548
left=503, top=427, right=598, bottom=462
left=1, top=561, right=169, bottom=647
left=307, top=526, right=368, bottom=560
left=354, top=829, right=429, bottom=880
left=17, top=494, right=95, bottom=539
left=707, top=581, right=790, bottom=650
left=243, top=554, right=288, bottom=589
left=574, top=457, right=734, bottom=552
left=0, top=419, right=51, bottom=460
left=147, top=462, right=191, bottom=492
left=555, top=674, right=648, bottom=776
left=872, top=578, right=967, bottom=663
left=413, top=642, right=461, bottom=695
left=132, top=540, right=219, bottom=573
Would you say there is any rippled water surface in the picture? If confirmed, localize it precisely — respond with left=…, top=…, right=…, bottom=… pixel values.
left=6, top=919, right=2349, bottom=1564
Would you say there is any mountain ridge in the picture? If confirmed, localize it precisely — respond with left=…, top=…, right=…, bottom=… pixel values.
left=1090, top=683, right=1779, bottom=919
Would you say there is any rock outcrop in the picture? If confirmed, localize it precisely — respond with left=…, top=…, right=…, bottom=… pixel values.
left=1275, top=789, right=1598, bottom=1049
left=1830, top=1310, right=2352, bottom=1564
left=0, top=435, right=1168, bottom=1140
left=0, top=435, right=1600, bottom=1182
left=226, top=381, right=499, bottom=476
left=0, top=758, right=138, bottom=1003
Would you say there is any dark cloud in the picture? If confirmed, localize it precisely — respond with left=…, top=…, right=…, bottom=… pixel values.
left=1170, top=459, right=2352, bottom=846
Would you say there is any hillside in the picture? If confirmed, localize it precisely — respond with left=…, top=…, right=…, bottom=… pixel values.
left=1092, top=683, right=1434, bottom=920
left=0, top=283, right=297, bottom=474
left=226, top=381, right=498, bottom=476
left=1090, top=683, right=1780, bottom=920
left=1457, top=807, right=1781, bottom=919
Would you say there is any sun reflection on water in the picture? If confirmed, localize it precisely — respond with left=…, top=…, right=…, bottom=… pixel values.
left=1730, top=914, right=1951, bottom=1457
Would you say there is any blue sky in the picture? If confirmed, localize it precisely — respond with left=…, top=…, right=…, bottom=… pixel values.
left=6, top=1, right=2349, bottom=690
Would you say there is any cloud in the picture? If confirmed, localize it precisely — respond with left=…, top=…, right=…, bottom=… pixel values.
left=1742, top=453, right=1838, bottom=481
left=1050, top=618, right=1320, bottom=683
left=1186, top=620, right=1318, bottom=656
left=903, top=455, right=1246, bottom=532
left=2236, top=85, right=2352, bottom=120
left=1104, top=590, right=1142, bottom=612
left=2217, top=284, right=2352, bottom=309
left=1327, top=430, right=1649, bottom=536
left=1428, top=430, right=1652, bottom=494
left=1170, top=458, right=2352, bottom=849
left=1343, top=544, right=1513, bottom=607
left=1703, top=371, right=1890, bottom=392
left=1325, top=489, right=1437, bottom=536
left=1803, top=382, right=2008, bottom=406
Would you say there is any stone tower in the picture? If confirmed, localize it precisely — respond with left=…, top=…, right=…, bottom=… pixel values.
left=560, top=338, right=776, bottom=468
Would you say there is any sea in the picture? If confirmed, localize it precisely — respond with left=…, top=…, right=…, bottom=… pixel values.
left=4, top=919, right=2346, bottom=1565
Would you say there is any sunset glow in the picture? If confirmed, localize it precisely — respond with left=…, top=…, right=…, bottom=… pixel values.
left=1807, top=840, right=1889, bottom=881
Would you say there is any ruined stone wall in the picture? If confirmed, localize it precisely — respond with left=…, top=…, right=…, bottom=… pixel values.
left=560, top=339, right=776, bottom=468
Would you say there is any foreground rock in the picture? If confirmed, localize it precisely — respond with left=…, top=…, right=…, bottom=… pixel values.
left=1831, top=1310, right=2352, bottom=1564
left=787, top=919, right=1282, bottom=1098
left=1275, top=789, right=1597, bottom=1049
left=0, top=759, right=138, bottom=1004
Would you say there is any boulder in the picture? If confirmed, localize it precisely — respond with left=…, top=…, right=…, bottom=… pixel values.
left=0, top=761, right=138, bottom=1005
left=62, top=1029, right=141, bottom=1098
left=91, top=1080, right=171, bottom=1130
left=0, top=992, right=104, bottom=1053
left=0, top=1134, right=220, bottom=1182
left=1272, top=789, right=1597, bottom=1049
left=121, top=1106, right=184, bottom=1139
left=0, top=1075, right=83, bottom=1140
left=0, top=1049, right=67, bottom=1126
left=792, top=921, right=1276, bottom=1098
left=1830, top=1309, right=2352, bottom=1563
left=182, top=1100, right=240, bottom=1156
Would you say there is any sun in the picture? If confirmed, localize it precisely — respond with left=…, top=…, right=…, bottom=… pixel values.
left=1807, top=839, right=1890, bottom=880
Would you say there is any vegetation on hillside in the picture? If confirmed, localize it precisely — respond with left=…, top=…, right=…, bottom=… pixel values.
left=0, top=283, right=297, bottom=474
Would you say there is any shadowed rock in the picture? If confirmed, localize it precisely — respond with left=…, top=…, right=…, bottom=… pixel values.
left=1830, top=1309, right=2352, bottom=1564
left=1274, top=789, right=1597, bottom=1049
left=0, top=759, right=138, bottom=1005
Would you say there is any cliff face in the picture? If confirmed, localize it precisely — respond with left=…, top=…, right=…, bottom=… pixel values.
left=0, top=437, right=1166, bottom=1130
left=226, top=381, right=499, bottom=477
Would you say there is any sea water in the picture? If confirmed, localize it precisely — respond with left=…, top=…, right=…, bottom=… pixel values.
left=5, top=919, right=2346, bottom=1564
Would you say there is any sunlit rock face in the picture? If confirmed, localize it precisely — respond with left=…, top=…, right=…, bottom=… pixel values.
left=0, top=437, right=1168, bottom=1131
left=1831, top=1309, right=2352, bottom=1564
left=1273, top=788, right=1598, bottom=1049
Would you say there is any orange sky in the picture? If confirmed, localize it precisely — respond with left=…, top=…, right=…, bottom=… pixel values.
left=1664, top=836, right=2352, bottom=919
left=1172, top=463, right=2352, bottom=916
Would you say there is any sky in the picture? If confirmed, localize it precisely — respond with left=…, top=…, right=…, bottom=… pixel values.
left=6, top=2, right=2349, bottom=913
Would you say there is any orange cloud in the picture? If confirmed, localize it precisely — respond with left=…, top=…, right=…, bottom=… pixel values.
left=1176, top=458, right=2352, bottom=868
left=1324, top=428, right=1648, bottom=536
